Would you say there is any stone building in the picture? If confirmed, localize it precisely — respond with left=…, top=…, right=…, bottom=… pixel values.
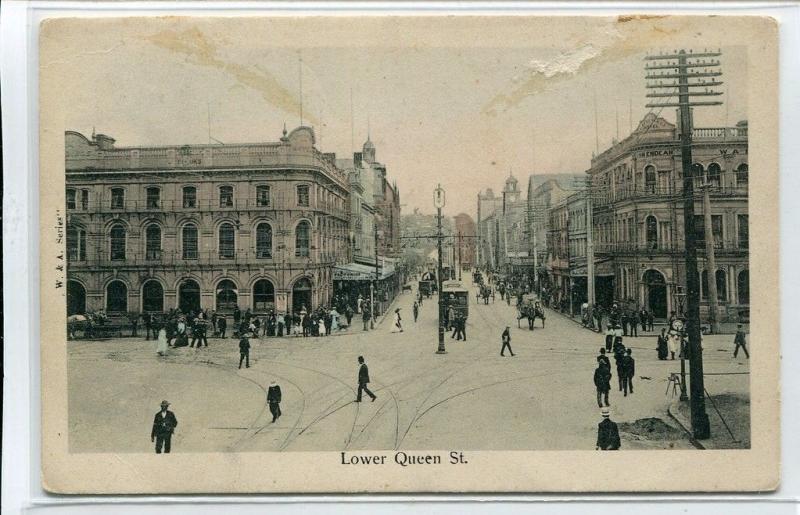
left=588, top=113, right=749, bottom=320
left=453, top=213, right=477, bottom=272
left=65, top=126, right=351, bottom=317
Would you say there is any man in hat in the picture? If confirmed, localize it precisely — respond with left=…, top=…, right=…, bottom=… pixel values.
left=355, top=356, right=377, bottom=402
left=151, top=400, right=178, bottom=454
left=596, top=407, right=621, bottom=450
left=597, top=347, right=611, bottom=370
left=238, top=331, right=251, bottom=369
left=733, top=324, right=749, bottom=359
left=622, top=348, right=635, bottom=396
left=500, top=326, right=514, bottom=357
left=267, top=380, right=282, bottom=423
left=594, top=361, right=612, bottom=408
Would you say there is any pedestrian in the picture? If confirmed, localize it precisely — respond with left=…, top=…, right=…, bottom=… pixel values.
left=267, top=380, right=282, bottom=422
left=151, top=400, right=178, bottom=454
left=238, top=332, right=250, bottom=369
left=621, top=312, right=629, bottom=337
left=622, top=348, right=635, bottom=396
left=595, top=407, right=621, bottom=450
left=594, top=363, right=612, bottom=408
left=156, top=323, right=168, bottom=356
left=640, top=309, right=648, bottom=333
left=657, top=328, right=669, bottom=360
left=217, top=315, right=227, bottom=339
left=500, top=326, right=515, bottom=356
left=733, top=324, right=749, bottom=358
left=647, top=311, right=655, bottom=332
left=392, top=308, right=403, bottom=333
left=362, top=305, right=371, bottom=331
left=355, top=356, right=377, bottom=402
left=629, top=311, right=638, bottom=337
left=277, top=312, right=285, bottom=337
left=605, top=325, right=614, bottom=352
left=211, top=310, right=218, bottom=336
left=345, top=305, right=353, bottom=327
left=143, top=312, right=154, bottom=340
left=233, top=306, right=242, bottom=336
left=413, top=301, right=419, bottom=323
left=597, top=347, right=610, bottom=370
left=614, top=344, right=626, bottom=392
left=667, top=329, right=680, bottom=360
left=190, top=316, right=208, bottom=348
left=457, top=314, right=467, bottom=341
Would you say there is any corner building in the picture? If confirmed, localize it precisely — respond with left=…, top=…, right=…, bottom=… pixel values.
left=65, top=126, right=350, bottom=317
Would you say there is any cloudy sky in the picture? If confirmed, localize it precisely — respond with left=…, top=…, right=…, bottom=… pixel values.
left=45, top=15, right=750, bottom=218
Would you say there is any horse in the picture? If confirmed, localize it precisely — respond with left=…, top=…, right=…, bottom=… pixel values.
left=67, top=313, right=94, bottom=339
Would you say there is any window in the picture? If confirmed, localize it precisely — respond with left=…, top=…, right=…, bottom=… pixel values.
left=106, top=280, right=128, bottom=312
left=691, top=163, right=705, bottom=189
left=182, top=224, right=198, bottom=259
left=110, top=224, right=126, bottom=260
left=183, top=186, right=197, bottom=208
left=644, top=165, right=656, bottom=194
left=738, top=270, right=749, bottom=305
left=66, top=189, right=77, bottom=209
left=737, top=164, right=749, bottom=186
left=142, top=280, right=164, bottom=312
left=295, top=220, right=310, bottom=257
left=712, top=215, right=723, bottom=249
left=219, top=185, right=233, bottom=208
left=66, top=226, right=86, bottom=261
left=297, top=185, right=310, bottom=207
left=219, top=222, right=235, bottom=259
left=145, top=224, right=161, bottom=260
left=645, top=216, right=658, bottom=249
left=694, top=214, right=723, bottom=248
left=738, top=214, right=749, bottom=249
left=256, top=185, right=270, bottom=207
left=256, top=223, right=273, bottom=258
left=252, top=279, right=275, bottom=311
left=80, top=190, right=89, bottom=210
left=146, top=187, right=160, bottom=209
left=716, top=269, right=727, bottom=302
left=707, top=162, right=722, bottom=187
left=111, top=188, right=125, bottom=209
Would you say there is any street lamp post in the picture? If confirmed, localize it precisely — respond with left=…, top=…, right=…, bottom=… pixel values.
left=434, top=184, right=446, bottom=354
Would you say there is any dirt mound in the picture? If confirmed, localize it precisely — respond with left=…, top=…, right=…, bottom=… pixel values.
left=619, top=417, right=687, bottom=441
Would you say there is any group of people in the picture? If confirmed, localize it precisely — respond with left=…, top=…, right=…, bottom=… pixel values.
left=594, top=334, right=637, bottom=408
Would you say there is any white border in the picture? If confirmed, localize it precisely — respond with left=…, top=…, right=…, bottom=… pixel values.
left=3, top=1, right=800, bottom=513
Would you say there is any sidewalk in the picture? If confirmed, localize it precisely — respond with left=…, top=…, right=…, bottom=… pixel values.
left=668, top=393, right=750, bottom=449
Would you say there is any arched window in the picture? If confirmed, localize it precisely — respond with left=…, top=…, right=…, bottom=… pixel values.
left=738, top=270, right=749, bottom=305
left=142, top=280, right=164, bottom=312
left=707, top=162, right=722, bottom=186
left=292, top=277, right=313, bottom=313
left=736, top=164, right=749, bottom=186
left=716, top=269, right=727, bottom=302
left=178, top=279, right=201, bottom=313
left=67, top=226, right=87, bottom=261
left=219, top=185, right=234, bottom=207
left=182, top=224, right=198, bottom=259
left=644, top=165, right=657, bottom=194
left=110, top=224, right=126, bottom=261
left=218, top=222, right=235, bottom=259
left=295, top=220, right=310, bottom=257
left=216, top=279, right=238, bottom=312
left=67, top=280, right=86, bottom=316
left=183, top=186, right=197, bottom=208
left=106, top=280, right=128, bottom=312
left=145, top=224, right=161, bottom=260
left=146, top=187, right=160, bottom=209
left=252, top=279, right=275, bottom=311
left=646, top=216, right=658, bottom=249
left=256, top=223, right=273, bottom=259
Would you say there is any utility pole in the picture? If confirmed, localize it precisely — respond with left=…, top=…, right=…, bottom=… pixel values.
left=646, top=48, right=723, bottom=440
left=703, top=181, right=720, bottom=334
left=586, top=178, right=595, bottom=308
left=434, top=185, right=446, bottom=354
left=458, top=231, right=462, bottom=281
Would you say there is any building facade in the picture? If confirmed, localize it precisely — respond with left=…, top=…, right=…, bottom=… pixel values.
left=65, top=126, right=351, bottom=317
left=588, top=113, right=749, bottom=320
left=453, top=213, right=477, bottom=272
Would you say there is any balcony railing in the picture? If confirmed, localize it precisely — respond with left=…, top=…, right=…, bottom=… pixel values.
left=67, top=249, right=323, bottom=267
left=592, top=183, right=748, bottom=206
left=593, top=239, right=748, bottom=254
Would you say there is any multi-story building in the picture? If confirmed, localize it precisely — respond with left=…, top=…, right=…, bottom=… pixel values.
left=363, top=136, right=402, bottom=258
left=453, top=213, right=477, bottom=272
left=476, top=188, right=503, bottom=269
left=588, top=113, right=749, bottom=321
left=65, top=125, right=351, bottom=317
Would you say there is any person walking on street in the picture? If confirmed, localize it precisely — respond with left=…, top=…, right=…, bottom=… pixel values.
left=614, top=344, right=626, bottom=392
left=629, top=311, right=638, bottom=337
left=392, top=308, right=403, bottom=333
left=156, top=323, right=168, bottom=356
left=143, top=313, right=154, bottom=340
left=457, top=314, right=467, bottom=341
left=605, top=325, right=614, bottom=352
left=597, top=348, right=610, bottom=370
left=595, top=407, right=621, bottom=450
left=238, top=332, right=250, bottom=369
left=500, top=326, right=515, bottom=356
left=413, top=301, right=419, bottom=323
left=621, top=348, right=635, bottom=396
left=734, top=324, right=749, bottom=358
left=217, top=315, right=227, bottom=339
left=594, top=363, right=612, bottom=408
left=657, top=328, right=669, bottom=360
left=362, top=305, right=371, bottom=331
left=151, top=400, right=178, bottom=454
left=267, top=380, right=282, bottom=423
left=355, top=356, right=377, bottom=402
left=190, top=316, right=208, bottom=348
left=647, top=311, right=655, bottom=332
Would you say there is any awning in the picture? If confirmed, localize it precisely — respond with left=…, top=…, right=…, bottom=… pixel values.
left=334, top=262, right=395, bottom=281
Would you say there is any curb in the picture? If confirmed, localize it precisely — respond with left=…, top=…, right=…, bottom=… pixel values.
left=667, top=398, right=706, bottom=450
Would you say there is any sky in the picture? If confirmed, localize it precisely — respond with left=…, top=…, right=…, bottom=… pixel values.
left=47, top=16, right=750, bottom=219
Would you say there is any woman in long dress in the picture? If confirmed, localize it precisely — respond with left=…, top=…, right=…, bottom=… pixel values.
left=330, top=308, right=340, bottom=331
left=156, top=324, right=168, bottom=356
left=391, top=308, right=403, bottom=333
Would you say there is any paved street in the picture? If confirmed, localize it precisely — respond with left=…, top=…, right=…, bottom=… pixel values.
left=68, top=283, right=750, bottom=453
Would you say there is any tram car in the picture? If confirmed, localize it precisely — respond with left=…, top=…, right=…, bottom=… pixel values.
left=441, top=280, right=470, bottom=321
left=419, top=271, right=436, bottom=298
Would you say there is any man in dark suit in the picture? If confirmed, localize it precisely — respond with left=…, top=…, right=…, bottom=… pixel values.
left=151, top=400, right=178, bottom=454
left=238, top=332, right=250, bottom=369
left=622, top=348, right=635, bottom=396
left=355, top=356, right=376, bottom=402
left=500, top=326, right=514, bottom=356
left=597, top=348, right=610, bottom=370
left=594, top=363, right=611, bottom=408
left=733, top=324, right=749, bottom=359
left=267, top=381, right=282, bottom=422
left=596, top=407, right=621, bottom=450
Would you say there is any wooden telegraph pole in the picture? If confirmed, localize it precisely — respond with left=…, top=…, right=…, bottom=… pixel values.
left=645, top=49, right=724, bottom=440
